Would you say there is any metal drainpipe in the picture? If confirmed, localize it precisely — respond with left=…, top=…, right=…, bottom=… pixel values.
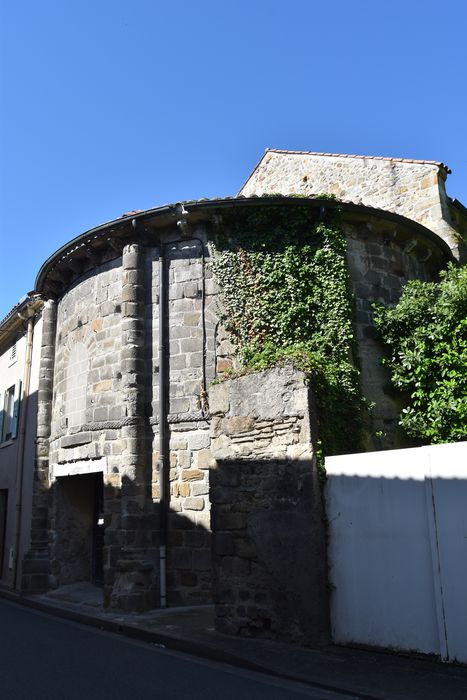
left=13, top=310, right=35, bottom=590
left=158, top=236, right=206, bottom=608
left=158, top=242, right=169, bottom=608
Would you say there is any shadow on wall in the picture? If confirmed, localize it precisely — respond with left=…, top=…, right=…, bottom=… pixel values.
left=325, top=443, right=467, bottom=663
left=22, top=468, right=213, bottom=613
left=0, top=385, right=39, bottom=589
left=210, top=456, right=330, bottom=648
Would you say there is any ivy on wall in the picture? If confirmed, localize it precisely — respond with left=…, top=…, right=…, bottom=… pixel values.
left=209, top=202, right=365, bottom=457
left=373, top=263, right=467, bottom=444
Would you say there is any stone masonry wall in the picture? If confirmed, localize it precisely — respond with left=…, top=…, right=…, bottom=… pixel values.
left=31, top=199, right=452, bottom=609
left=209, top=365, right=329, bottom=645
left=240, top=151, right=459, bottom=253
left=147, top=234, right=220, bottom=604
left=50, top=258, right=123, bottom=468
left=44, top=230, right=226, bottom=605
left=344, top=221, right=439, bottom=448
left=48, top=259, right=124, bottom=590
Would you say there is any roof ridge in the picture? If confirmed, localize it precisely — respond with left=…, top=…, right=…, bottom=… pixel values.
left=265, top=149, right=451, bottom=173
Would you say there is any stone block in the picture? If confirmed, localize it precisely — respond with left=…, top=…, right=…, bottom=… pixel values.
left=184, top=312, right=200, bottom=326
left=93, top=379, right=112, bottom=392
left=174, top=264, right=202, bottom=283
left=61, top=432, right=92, bottom=449
left=213, top=532, right=235, bottom=556
left=169, top=437, right=188, bottom=450
left=180, top=571, right=198, bottom=587
left=208, top=384, right=230, bottom=415
left=187, top=431, right=210, bottom=450
left=170, top=398, right=190, bottom=413
left=170, top=355, right=186, bottom=370
left=235, top=538, right=257, bottom=559
left=222, top=416, right=256, bottom=436
left=183, top=281, right=199, bottom=298
left=180, top=337, right=202, bottom=353
left=92, top=318, right=103, bottom=332
left=188, top=352, right=203, bottom=368
left=183, top=497, right=204, bottom=511
left=171, top=547, right=192, bottom=569
left=191, top=482, right=209, bottom=496
left=93, top=407, right=109, bottom=422
left=193, top=449, right=213, bottom=469
left=193, top=549, right=211, bottom=571
left=184, top=530, right=207, bottom=548
left=178, top=482, right=191, bottom=497
left=217, top=511, right=247, bottom=530
left=181, top=469, right=204, bottom=482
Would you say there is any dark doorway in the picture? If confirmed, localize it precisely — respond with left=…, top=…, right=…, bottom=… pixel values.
left=0, top=490, right=7, bottom=579
left=55, top=473, right=104, bottom=587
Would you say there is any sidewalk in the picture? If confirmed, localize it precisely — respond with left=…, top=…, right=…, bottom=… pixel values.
left=2, top=583, right=467, bottom=700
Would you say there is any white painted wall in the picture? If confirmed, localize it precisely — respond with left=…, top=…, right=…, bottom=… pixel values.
left=325, top=442, right=467, bottom=663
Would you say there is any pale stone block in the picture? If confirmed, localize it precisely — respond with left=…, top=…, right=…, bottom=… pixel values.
left=187, top=431, right=210, bottom=450
left=183, top=497, right=204, bottom=511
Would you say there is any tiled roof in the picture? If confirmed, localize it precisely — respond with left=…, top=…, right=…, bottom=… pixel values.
left=0, top=297, right=28, bottom=330
left=0, top=295, right=43, bottom=340
left=265, top=149, right=451, bottom=173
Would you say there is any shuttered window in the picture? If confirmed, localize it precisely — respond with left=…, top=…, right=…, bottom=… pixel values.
left=0, top=380, right=21, bottom=442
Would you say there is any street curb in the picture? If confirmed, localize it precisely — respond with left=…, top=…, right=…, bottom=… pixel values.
left=0, top=588, right=385, bottom=700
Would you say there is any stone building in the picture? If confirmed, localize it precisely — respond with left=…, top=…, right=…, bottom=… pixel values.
left=0, top=295, right=43, bottom=589
left=15, top=150, right=466, bottom=641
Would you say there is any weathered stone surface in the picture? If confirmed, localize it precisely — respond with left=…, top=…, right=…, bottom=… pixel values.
left=186, top=430, right=210, bottom=451
left=209, top=366, right=329, bottom=646
left=239, top=150, right=458, bottom=252
left=183, top=497, right=205, bottom=511
left=181, top=469, right=204, bottom=482
left=209, top=383, right=230, bottom=415
left=60, top=432, right=92, bottom=449
left=25, top=172, right=456, bottom=615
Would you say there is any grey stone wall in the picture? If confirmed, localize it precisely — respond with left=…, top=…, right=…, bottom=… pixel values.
left=209, top=366, right=329, bottom=645
left=22, top=299, right=57, bottom=592
left=44, top=231, right=223, bottom=607
left=27, top=197, right=452, bottom=611
left=147, top=235, right=219, bottom=604
left=240, top=151, right=459, bottom=253
left=49, top=263, right=123, bottom=478
left=344, top=221, right=438, bottom=448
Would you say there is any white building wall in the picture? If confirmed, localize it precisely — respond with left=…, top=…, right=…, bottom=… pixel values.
left=0, top=314, right=43, bottom=586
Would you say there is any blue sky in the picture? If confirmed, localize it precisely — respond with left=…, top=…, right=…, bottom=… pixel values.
left=1, top=0, right=466, bottom=320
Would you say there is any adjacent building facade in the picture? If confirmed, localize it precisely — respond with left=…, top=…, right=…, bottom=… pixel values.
left=0, top=296, right=43, bottom=589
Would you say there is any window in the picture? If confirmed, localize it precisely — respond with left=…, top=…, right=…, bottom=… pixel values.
left=0, top=381, right=21, bottom=443
left=9, top=343, right=17, bottom=365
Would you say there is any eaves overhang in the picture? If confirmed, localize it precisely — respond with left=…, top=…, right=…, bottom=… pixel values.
left=0, top=295, right=44, bottom=349
left=34, top=196, right=456, bottom=299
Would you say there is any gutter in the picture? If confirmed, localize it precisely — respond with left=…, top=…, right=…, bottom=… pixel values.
left=34, top=197, right=456, bottom=296
left=158, top=241, right=169, bottom=608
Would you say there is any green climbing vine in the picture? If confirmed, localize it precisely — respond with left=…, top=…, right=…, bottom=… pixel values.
left=209, top=201, right=366, bottom=458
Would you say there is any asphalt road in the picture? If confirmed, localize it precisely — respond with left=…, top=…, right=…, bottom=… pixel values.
left=0, top=599, right=359, bottom=700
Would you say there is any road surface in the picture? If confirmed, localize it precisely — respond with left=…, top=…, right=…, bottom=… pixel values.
left=0, top=598, right=360, bottom=699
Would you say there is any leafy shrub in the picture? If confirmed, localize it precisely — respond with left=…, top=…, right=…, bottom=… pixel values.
left=373, top=263, right=467, bottom=443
